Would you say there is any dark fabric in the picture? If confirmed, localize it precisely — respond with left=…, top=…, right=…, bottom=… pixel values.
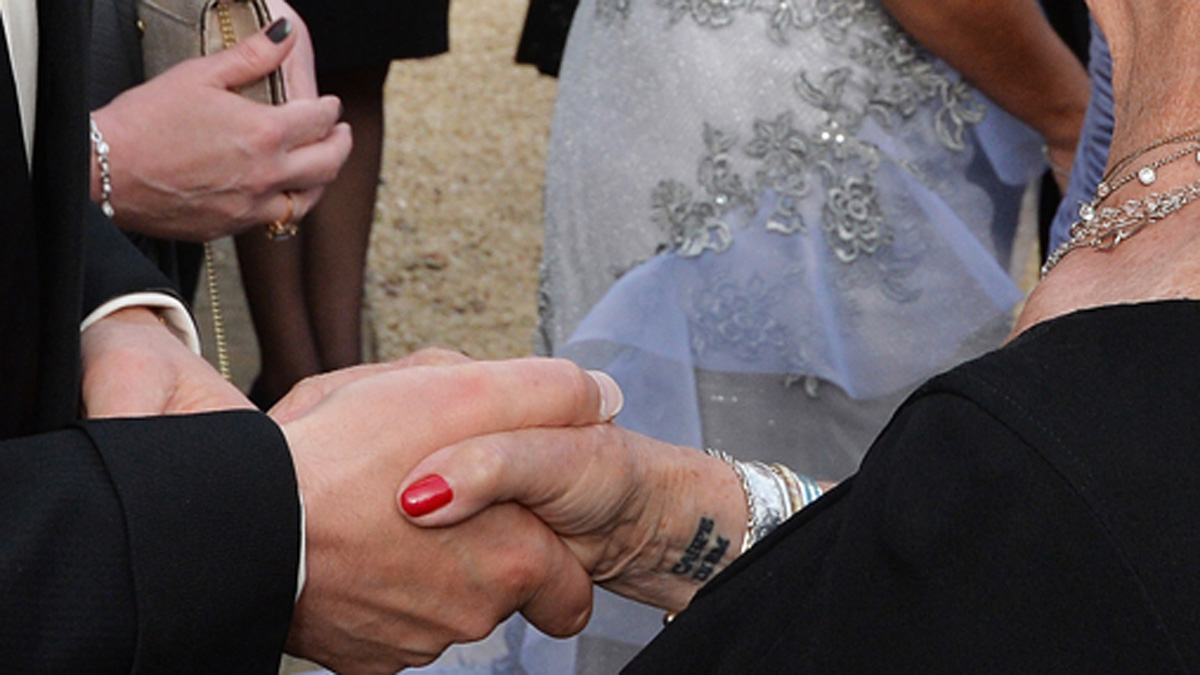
left=81, top=412, right=299, bottom=672
left=89, top=0, right=204, bottom=302
left=0, top=1, right=302, bottom=669
left=515, top=0, right=580, bottom=77
left=0, top=412, right=299, bottom=673
left=0, top=14, right=40, bottom=438
left=1036, top=0, right=1090, bottom=258
left=1040, top=0, right=1092, bottom=63
left=287, top=0, right=450, bottom=73
left=628, top=301, right=1200, bottom=673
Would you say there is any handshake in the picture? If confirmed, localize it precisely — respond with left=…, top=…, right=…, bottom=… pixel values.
left=82, top=308, right=739, bottom=673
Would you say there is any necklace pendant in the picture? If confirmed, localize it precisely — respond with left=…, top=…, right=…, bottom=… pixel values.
left=1079, top=202, right=1096, bottom=222
left=1139, top=167, right=1157, bottom=185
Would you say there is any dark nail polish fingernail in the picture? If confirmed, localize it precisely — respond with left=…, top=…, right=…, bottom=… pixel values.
left=266, top=18, right=291, bottom=44
left=401, top=475, right=453, bottom=517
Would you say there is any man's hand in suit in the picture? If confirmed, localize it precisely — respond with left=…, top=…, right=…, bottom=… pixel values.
left=88, top=14, right=350, bottom=242
left=274, top=355, right=624, bottom=671
left=80, top=307, right=254, bottom=417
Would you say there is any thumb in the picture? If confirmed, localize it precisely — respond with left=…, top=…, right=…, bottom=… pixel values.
left=204, top=17, right=294, bottom=91
left=397, top=423, right=631, bottom=529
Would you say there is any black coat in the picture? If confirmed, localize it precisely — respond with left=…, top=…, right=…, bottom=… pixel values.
left=0, top=2, right=300, bottom=671
left=629, top=302, right=1200, bottom=673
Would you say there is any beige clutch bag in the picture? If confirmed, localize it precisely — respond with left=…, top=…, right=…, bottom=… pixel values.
left=136, top=0, right=291, bottom=380
left=138, top=0, right=287, bottom=104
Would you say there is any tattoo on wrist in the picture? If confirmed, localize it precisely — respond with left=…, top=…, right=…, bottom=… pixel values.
left=670, top=517, right=731, bottom=582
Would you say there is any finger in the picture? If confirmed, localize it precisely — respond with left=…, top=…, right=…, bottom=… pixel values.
left=520, top=537, right=594, bottom=638
left=269, top=361, right=425, bottom=424
left=276, top=121, right=354, bottom=191
left=268, top=349, right=473, bottom=424
left=398, top=424, right=625, bottom=527
left=268, top=96, right=345, bottom=149
left=404, top=360, right=623, bottom=437
left=203, top=18, right=296, bottom=92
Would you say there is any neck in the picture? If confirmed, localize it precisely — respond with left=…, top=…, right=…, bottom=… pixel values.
left=1106, top=5, right=1200, bottom=167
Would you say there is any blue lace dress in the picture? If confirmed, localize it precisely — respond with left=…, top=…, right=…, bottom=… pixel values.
left=418, top=0, right=1042, bottom=672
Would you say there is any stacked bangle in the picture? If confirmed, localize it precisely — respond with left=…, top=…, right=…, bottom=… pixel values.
left=705, top=448, right=824, bottom=553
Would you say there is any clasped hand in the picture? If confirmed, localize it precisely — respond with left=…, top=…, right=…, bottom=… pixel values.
left=81, top=314, right=631, bottom=673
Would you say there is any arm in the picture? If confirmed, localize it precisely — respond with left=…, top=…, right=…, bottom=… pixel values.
left=0, top=412, right=299, bottom=672
left=72, top=345, right=623, bottom=671
left=398, top=423, right=750, bottom=613
left=880, top=0, right=1089, bottom=180
left=88, top=18, right=350, bottom=241
left=275, top=357, right=622, bottom=670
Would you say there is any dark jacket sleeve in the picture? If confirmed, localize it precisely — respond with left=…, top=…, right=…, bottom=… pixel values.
left=81, top=202, right=185, bottom=316
left=0, top=410, right=300, bottom=673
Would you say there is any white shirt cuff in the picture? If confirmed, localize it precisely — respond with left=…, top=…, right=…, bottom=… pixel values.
left=78, top=293, right=308, bottom=600
left=79, top=292, right=201, bottom=355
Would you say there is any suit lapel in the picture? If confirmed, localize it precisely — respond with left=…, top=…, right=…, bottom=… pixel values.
left=0, top=10, right=40, bottom=439
left=29, top=0, right=89, bottom=432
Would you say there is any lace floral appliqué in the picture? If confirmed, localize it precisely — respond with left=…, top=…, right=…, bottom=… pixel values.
left=689, top=273, right=810, bottom=373
left=628, top=0, right=985, bottom=302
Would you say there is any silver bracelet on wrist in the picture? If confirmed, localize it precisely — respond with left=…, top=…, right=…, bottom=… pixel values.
left=89, top=114, right=114, bottom=218
left=705, top=448, right=823, bottom=554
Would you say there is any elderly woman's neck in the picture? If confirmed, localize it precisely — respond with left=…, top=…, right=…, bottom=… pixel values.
left=1107, top=5, right=1200, bottom=163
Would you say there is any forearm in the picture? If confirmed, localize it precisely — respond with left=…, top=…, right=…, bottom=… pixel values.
left=593, top=443, right=749, bottom=613
left=881, top=0, right=1088, bottom=153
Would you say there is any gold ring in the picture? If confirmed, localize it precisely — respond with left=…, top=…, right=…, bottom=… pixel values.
left=265, top=191, right=299, bottom=240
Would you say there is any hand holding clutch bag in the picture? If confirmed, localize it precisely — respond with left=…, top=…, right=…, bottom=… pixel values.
left=135, top=0, right=292, bottom=380
left=138, top=0, right=287, bottom=104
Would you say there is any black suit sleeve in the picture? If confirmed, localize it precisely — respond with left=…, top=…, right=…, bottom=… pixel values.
left=0, top=410, right=300, bottom=673
left=81, top=201, right=185, bottom=316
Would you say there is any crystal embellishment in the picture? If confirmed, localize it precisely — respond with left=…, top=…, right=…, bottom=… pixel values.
left=1138, top=167, right=1157, bottom=186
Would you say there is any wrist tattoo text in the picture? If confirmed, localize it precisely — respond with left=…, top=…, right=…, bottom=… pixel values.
left=671, top=517, right=730, bottom=582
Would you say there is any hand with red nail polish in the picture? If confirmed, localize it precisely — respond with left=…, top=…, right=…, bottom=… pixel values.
left=401, top=475, right=453, bottom=517
left=397, top=421, right=749, bottom=615
left=274, top=355, right=622, bottom=672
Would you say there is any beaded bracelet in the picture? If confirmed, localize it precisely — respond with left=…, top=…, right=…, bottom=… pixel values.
left=89, top=115, right=114, bottom=218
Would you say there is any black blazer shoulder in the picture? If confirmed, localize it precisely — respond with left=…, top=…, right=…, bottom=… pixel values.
left=628, top=301, right=1200, bottom=673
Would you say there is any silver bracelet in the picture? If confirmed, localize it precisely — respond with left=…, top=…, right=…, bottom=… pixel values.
left=89, top=114, right=114, bottom=218
left=705, top=449, right=792, bottom=553
left=770, top=462, right=824, bottom=512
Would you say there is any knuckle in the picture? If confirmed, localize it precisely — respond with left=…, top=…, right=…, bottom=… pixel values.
left=251, top=116, right=287, bottom=150
left=549, top=357, right=594, bottom=414
left=455, top=614, right=497, bottom=644
left=457, top=440, right=509, bottom=491
left=234, top=38, right=272, bottom=72
left=407, top=347, right=471, bottom=367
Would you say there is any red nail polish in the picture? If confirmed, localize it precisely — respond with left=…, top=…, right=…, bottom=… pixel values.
left=401, top=475, right=453, bottom=517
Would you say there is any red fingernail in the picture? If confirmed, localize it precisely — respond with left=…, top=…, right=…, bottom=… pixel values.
left=401, top=475, right=453, bottom=517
